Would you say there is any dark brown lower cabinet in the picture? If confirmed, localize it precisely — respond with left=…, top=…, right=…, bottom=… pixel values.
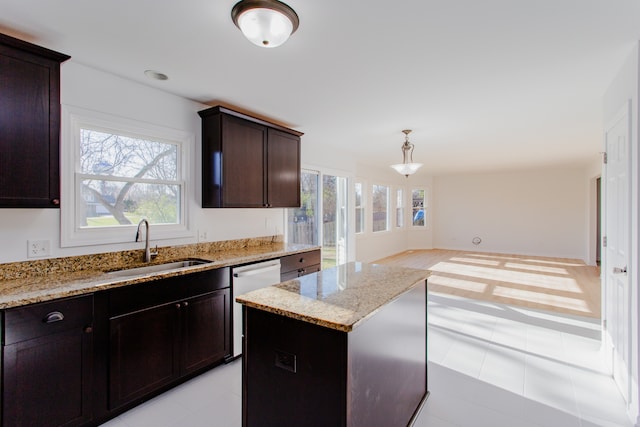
left=109, top=288, right=231, bottom=411
left=181, top=290, right=230, bottom=374
left=109, top=302, right=178, bottom=409
left=2, top=295, right=93, bottom=427
left=1, top=266, right=232, bottom=427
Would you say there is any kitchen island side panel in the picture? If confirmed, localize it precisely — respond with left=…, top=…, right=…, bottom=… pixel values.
left=241, top=278, right=428, bottom=427
left=347, top=279, right=428, bottom=427
left=242, top=307, right=348, bottom=427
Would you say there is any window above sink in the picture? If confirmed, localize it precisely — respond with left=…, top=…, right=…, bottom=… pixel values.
left=60, top=105, right=195, bottom=247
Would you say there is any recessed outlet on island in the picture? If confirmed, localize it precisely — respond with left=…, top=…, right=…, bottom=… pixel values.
left=27, top=240, right=50, bottom=258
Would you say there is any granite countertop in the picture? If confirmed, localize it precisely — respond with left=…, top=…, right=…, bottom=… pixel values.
left=0, top=239, right=319, bottom=309
left=235, top=262, right=430, bottom=332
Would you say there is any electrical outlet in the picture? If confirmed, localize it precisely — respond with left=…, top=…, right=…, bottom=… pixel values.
left=28, top=240, right=50, bottom=258
left=198, top=230, right=208, bottom=242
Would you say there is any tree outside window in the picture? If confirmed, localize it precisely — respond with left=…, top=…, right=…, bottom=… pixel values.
left=78, top=128, right=181, bottom=227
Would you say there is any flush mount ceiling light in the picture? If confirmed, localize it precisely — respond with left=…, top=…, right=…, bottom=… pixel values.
left=390, top=129, right=423, bottom=177
left=231, top=0, right=299, bottom=48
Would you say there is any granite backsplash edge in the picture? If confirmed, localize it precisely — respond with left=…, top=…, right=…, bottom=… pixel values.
left=0, top=235, right=284, bottom=280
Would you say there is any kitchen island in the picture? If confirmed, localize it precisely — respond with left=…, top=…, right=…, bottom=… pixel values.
left=236, top=262, right=430, bottom=427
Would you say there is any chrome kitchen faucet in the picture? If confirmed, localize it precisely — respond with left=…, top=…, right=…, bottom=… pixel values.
left=135, top=218, right=159, bottom=262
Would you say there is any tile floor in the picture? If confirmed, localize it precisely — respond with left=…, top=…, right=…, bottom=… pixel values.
left=100, top=293, right=631, bottom=427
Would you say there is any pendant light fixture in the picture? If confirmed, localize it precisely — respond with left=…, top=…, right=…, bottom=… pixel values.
left=231, top=0, right=299, bottom=48
left=390, top=129, right=423, bottom=177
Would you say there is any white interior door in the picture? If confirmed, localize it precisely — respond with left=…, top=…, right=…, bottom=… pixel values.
left=603, top=100, right=631, bottom=403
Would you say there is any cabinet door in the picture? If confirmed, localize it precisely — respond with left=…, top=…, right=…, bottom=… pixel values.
left=3, top=328, right=93, bottom=427
left=267, top=128, right=300, bottom=208
left=222, top=115, right=266, bottom=207
left=109, top=303, right=179, bottom=410
left=180, top=289, right=231, bottom=375
left=0, top=37, right=67, bottom=208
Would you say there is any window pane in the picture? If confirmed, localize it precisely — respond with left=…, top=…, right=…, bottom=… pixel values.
left=412, top=189, right=425, bottom=227
left=323, top=175, right=348, bottom=268
left=355, top=182, right=364, bottom=234
left=78, top=128, right=181, bottom=229
left=80, top=129, right=177, bottom=180
left=80, top=180, right=180, bottom=226
left=396, top=188, right=404, bottom=228
left=372, top=184, right=388, bottom=232
left=287, top=171, right=318, bottom=245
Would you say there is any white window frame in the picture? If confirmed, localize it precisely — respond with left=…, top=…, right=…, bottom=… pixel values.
left=396, top=187, right=404, bottom=228
left=61, top=105, right=193, bottom=247
left=354, top=180, right=365, bottom=234
left=372, top=184, right=390, bottom=233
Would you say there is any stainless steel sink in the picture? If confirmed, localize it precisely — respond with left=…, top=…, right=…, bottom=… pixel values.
left=106, top=259, right=212, bottom=278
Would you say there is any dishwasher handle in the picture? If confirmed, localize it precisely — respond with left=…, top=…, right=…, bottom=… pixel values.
left=233, top=263, right=281, bottom=278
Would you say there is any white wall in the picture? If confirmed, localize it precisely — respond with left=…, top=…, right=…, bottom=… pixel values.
left=0, top=62, right=284, bottom=263
left=603, top=42, right=639, bottom=425
left=432, top=166, right=588, bottom=260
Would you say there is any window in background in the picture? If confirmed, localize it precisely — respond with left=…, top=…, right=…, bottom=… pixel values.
left=287, top=170, right=319, bottom=245
left=412, top=188, right=426, bottom=227
left=372, top=184, right=389, bottom=232
left=355, top=182, right=364, bottom=234
left=396, top=188, right=404, bottom=228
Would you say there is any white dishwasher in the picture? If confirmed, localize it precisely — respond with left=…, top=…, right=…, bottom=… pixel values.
left=232, top=259, right=281, bottom=357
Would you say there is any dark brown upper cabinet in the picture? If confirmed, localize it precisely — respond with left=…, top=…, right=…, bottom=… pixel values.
left=199, top=106, right=302, bottom=208
left=0, top=33, right=70, bottom=208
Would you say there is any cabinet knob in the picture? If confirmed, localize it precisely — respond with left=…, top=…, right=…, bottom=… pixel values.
left=299, top=258, right=304, bottom=263
left=183, top=301, right=189, bottom=307
left=176, top=303, right=182, bottom=309
left=51, top=198, right=60, bottom=206
left=84, top=326, right=93, bottom=334
left=43, top=311, right=64, bottom=323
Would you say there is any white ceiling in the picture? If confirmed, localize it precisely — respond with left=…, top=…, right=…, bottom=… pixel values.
left=2, top=0, right=640, bottom=175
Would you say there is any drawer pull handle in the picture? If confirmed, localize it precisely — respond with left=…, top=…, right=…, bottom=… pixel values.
left=44, top=311, right=64, bottom=323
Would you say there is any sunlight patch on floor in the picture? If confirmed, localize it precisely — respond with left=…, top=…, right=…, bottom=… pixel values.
left=504, top=262, right=569, bottom=275
left=428, top=275, right=489, bottom=293
left=493, top=285, right=590, bottom=313
left=430, top=261, right=583, bottom=292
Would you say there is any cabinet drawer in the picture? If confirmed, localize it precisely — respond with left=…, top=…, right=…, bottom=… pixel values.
left=4, top=294, right=93, bottom=345
left=280, top=250, right=321, bottom=274
left=281, top=264, right=321, bottom=282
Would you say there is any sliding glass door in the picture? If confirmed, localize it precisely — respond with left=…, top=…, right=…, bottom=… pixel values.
left=287, top=170, right=348, bottom=269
